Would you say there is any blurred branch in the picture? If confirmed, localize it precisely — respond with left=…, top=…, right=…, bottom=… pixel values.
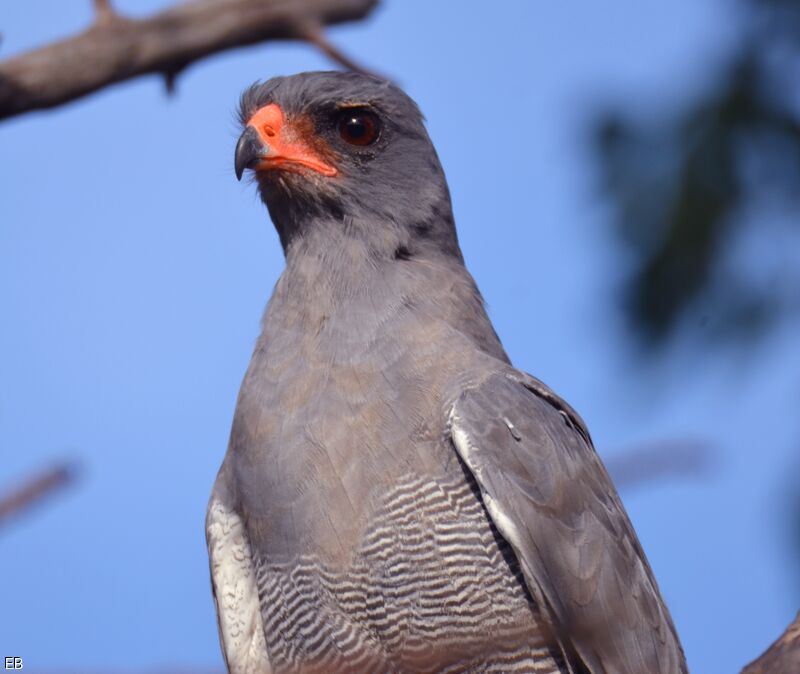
left=605, top=439, right=714, bottom=490
left=593, top=0, right=800, bottom=349
left=0, top=462, right=78, bottom=526
left=741, top=611, right=800, bottom=673
left=0, top=0, right=379, bottom=121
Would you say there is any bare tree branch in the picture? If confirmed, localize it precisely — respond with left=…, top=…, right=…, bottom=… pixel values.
left=605, top=438, right=714, bottom=490
left=0, top=462, right=78, bottom=526
left=741, top=612, right=800, bottom=673
left=0, top=0, right=379, bottom=121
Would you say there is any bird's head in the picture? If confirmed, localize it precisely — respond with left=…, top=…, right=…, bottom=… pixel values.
left=235, top=71, right=459, bottom=257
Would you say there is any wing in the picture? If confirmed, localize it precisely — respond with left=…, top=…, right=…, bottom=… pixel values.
left=448, top=371, right=687, bottom=674
left=206, top=460, right=272, bottom=674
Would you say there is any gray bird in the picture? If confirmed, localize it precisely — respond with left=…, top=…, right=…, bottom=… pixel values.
left=207, top=71, right=687, bottom=674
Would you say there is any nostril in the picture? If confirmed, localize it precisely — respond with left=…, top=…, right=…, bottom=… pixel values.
left=262, top=125, right=276, bottom=137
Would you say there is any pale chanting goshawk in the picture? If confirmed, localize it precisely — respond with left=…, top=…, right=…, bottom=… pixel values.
left=206, top=71, right=687, bottom=674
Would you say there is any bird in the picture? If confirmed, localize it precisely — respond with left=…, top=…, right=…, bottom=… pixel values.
left=206, top=70, right=688, bottom=674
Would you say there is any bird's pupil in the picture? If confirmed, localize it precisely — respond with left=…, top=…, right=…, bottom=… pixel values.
left=346, top=117, right=366, bottom=138
left=338, top=110, right=378, bottom=146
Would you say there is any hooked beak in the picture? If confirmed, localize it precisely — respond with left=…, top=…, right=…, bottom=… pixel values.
left=234, top=103, right=337, bottom=181
left=234, top=127, right=264, bottom=181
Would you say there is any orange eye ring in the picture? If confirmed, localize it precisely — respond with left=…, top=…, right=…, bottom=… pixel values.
left=338, top=110, right=381, bottom=146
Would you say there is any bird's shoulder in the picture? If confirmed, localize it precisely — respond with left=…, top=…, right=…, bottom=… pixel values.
left=447, top=369, right=687, bottom=674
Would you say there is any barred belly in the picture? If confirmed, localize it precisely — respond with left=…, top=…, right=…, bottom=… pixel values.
left=255, top=473, right=565, bottom=674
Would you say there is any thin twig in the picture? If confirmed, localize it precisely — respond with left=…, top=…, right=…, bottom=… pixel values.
left=301, top=26, right=381, bottom=78
left=0, top=462, right=79, bottom=526
left=93, top=0, right=117, bottom=25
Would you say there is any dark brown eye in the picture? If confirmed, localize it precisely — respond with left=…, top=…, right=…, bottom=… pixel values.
left=338, top=110, right=380, bottom=146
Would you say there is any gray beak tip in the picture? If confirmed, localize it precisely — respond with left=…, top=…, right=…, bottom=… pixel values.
left=235, top=126, right=265, bottom=182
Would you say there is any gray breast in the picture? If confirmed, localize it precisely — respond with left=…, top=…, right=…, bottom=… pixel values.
left=254, top=468, right=566, bottom=674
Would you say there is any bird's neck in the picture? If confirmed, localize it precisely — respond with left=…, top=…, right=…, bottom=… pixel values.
left=273, top=219, right=432, bottom=319
left=261, top=217, right=508, bottom=364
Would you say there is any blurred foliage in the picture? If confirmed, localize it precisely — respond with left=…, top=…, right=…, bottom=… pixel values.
left=594, top=0, right=800, bottom=349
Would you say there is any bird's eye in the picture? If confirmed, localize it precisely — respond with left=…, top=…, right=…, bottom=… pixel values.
left=338, top=110, right=380, bottom=146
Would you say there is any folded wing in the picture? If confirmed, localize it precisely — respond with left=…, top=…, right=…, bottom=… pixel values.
left=449, top=371, right=687, bottom=674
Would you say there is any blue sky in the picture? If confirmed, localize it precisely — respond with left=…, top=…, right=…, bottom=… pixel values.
left=1, top=2, right=797, bottom=672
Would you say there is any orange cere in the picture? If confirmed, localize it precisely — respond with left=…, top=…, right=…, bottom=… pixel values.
left=247, top=104, right=338, bottom=177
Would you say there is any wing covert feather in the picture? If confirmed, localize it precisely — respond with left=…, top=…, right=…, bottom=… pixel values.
left=449, top=371, right=687, bottom=674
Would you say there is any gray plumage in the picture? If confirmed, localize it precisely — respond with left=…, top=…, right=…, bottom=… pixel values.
left=207, top=71, right=687, bottom=674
